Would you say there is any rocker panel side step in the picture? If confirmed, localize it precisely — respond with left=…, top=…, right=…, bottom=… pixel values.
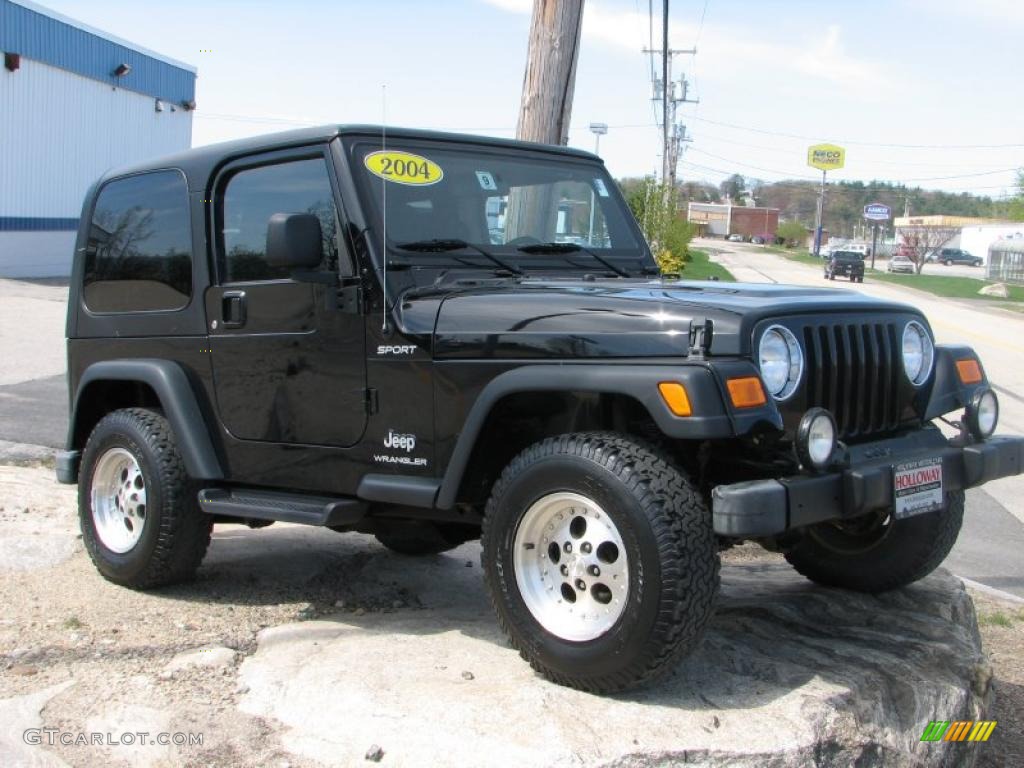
left=198, top=488, right=367, bottom=527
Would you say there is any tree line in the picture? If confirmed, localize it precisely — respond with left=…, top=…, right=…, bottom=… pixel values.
left=627, top=172, right=1024, bottom=239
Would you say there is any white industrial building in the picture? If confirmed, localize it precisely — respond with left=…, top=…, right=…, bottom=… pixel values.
left=0, top=0, right=195, bottom=277
left=958, top=224, right=1024, bottom=264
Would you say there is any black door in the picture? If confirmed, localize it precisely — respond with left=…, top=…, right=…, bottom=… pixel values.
left=206, top=149, right=367, bottom=447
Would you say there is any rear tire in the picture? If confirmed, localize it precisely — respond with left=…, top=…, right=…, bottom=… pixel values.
left=79, top=408, right=211, bottom=589
left=482, top=432, right=719, bottom=693
left=784, top=491, right=964, bottom=593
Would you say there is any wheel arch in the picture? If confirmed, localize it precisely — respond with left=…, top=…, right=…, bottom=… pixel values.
left=67, top=359, right=223, bottom=481
left=435, top=364, right=735, bottom=510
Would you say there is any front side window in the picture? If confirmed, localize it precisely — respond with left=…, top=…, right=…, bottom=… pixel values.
left=220, top=157, right=341, bottom=282
left=84, top=171, right=191, bottom=313
left=352, top=144, right=643, bottom=259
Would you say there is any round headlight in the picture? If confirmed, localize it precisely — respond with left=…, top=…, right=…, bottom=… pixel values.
left=759, top=325, right=803, bottom=400
left=902, top=321, right=934, bottom=386
left=966, top=388, right=999, bottom=440
left=796, top=408, right=837, bottom=470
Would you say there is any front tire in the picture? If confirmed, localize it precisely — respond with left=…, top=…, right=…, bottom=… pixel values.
left=784, top=491, right=964, bottom=593
left=79, top=408, right=212, bottom=589
left=482, top=432, right=719, bottom=693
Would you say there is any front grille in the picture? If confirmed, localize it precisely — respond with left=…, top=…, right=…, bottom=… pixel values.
left=802, top=322, right=903, bottom=438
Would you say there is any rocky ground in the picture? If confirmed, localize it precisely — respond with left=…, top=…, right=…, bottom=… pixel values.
left=1, top=461, right=1021, bottom=767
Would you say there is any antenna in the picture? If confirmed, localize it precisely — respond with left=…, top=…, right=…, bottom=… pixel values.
left=381, top=84, right=389, bottom=333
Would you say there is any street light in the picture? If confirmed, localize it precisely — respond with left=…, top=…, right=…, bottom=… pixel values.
left=589, top=122, right=608, bottom=155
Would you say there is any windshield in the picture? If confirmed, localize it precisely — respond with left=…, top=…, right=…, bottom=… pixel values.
left=350, top=141, right=646, bottom=266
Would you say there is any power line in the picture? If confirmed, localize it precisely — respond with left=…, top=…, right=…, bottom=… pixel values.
left=686, top=114, right=1024, bottom=150
left=687, top=147, right=1019, bottom=184
left=677, top=159, right=1015, bottom=196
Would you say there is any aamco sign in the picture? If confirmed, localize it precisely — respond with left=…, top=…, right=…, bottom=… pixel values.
left=863, top=203, right=892, bottom=221
left=807, top=144, right=846, bottom=171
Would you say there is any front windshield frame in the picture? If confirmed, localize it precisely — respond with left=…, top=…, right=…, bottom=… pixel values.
left=343, top=136, right=655, bottom=274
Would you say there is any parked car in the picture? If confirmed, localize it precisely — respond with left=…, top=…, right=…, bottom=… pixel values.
left=824, top=250, right=866, bottom=282
left=57, top=124, right=1023, bottom=694
left=751, top=236, right=765, bottom=244
left=935, top=248, right=983, bottom=267
left=887, top=254, right=916, bottom=274
left=727, top=234, right=744, bottom=242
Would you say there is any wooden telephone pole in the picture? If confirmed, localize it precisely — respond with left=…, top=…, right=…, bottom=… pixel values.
left=516, top=0, right=585, bottom=145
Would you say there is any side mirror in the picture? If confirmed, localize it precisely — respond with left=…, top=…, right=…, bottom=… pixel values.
left=266, top=213, right=322, bottom=269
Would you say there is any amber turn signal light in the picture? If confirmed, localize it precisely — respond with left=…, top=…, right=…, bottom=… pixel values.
left=727, top=377, right=767, bottom=408
left=657, top=382, right=692, bottom=417
left=956, top=359, right=982, bottom=385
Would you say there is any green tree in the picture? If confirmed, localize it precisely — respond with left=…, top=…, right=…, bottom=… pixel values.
left=776, top=220, right=807, bottom=247
left=719, top=174, right=745, bottom=203
left=1007, top=170, right=1024, bottom=221
left=622, top=176, right=693, bottom=274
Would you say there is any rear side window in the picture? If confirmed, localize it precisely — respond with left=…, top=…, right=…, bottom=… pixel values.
left=220, top=157, right=340, bottom=282
left=84, top=171, right=192, bottom=313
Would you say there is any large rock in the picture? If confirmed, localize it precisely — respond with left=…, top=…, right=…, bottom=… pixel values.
left=238, top=549, right=991, bottom=767
left=978, top=283, right=1009, bottom=298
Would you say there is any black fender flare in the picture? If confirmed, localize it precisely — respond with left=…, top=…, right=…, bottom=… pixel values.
left=924, top=344, right=989, bottom=421
left=434, top=362, right=779, bottom=510
left=68, top=359, right=223, bottom=480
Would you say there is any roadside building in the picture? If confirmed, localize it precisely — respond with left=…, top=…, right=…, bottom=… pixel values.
left=894, top=215, right=1012, bottom=265
left=959, top=224, right=1024, bottom=263
left=687, top=202, right=779, bottom=241
left=988, top=239, right=1024, bottom=284
left=0, top=0, right=196, bottom=277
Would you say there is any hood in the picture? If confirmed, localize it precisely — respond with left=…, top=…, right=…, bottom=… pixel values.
left=398, top=278, right=919, bottom=360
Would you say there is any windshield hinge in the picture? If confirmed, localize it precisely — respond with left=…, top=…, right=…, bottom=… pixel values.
left=688, top=318, right=713, bottom=357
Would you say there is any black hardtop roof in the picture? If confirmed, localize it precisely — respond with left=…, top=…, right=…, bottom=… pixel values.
left=97, top=124, right=602, bottom=190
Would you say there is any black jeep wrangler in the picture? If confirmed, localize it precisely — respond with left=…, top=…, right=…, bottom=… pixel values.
left=58, top=126, right=1022, bottom=693
left=825, top=250, right=866, bottom=282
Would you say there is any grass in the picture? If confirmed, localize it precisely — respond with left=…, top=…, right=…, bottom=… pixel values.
left=767, top=245, right=825, bottom=267
left=978, top=610, right=1024, bottom=628
left=868, top=270, right=1024, bottom=302
left=680, top=248, right=736, bottom=282
left=63, top=615, right=84, bottom=630
left=769, top=245, right=1024, bottom=303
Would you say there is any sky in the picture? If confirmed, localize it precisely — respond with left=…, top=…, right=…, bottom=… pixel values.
left=39, top=0, right=1024, bottom=198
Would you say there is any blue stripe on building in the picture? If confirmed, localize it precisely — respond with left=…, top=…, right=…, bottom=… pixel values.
left=0, top=0, right=196, bottom=103
left=0, top=216, right=79, bottom=231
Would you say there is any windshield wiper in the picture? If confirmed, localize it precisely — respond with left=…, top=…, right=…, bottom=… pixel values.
left=515, top=242, right=630, bottom=278
left=396, top=238, right=523, bottom=276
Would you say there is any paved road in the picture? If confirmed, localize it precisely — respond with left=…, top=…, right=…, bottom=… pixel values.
left=700, top=238, right=1024, bottom=596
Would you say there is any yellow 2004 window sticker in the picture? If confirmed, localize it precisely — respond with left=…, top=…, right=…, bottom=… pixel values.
left=364, top=150, right=443, bottom=186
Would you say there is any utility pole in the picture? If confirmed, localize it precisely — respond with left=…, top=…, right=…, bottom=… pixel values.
left=642, top=0, right=697, bottom=190
left=661, top=0, right=669, bottom=185
left=516, top=0, right=585, bottom=145
left=508, top=0, right=584, bottom=241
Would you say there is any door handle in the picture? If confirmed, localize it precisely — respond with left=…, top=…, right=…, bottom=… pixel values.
left=222, top=290, right=247, bottom=327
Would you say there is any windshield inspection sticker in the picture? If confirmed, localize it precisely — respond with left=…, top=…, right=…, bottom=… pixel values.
left=364, top=150, right=443, bottom=186
left=593, top=178, right=610, bottom=197
left=475, top=170, right=497, bottom=191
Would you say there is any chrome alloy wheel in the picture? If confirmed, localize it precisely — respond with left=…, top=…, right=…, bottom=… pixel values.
left=513, top=492, right=629, bottom=642
left=90, top=447, right=147, bottom=554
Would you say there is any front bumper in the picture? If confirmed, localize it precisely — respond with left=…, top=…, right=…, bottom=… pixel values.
left=712, top=430, right=1024, bottom=537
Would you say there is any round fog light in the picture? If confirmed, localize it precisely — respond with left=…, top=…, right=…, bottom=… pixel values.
left=966, top=388, right=999, bottom=440
left=797, top=408, right=837, bottom=470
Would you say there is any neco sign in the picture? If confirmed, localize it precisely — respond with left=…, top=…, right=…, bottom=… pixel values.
left=807, top=144, right=846, bottom=171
